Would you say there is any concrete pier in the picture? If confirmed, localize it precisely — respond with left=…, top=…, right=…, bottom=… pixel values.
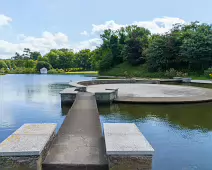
left=60, top=87, right=118, bottom=104
left=104, top=123, right=154, bottom=170
left=43, top=92, right=108, bottom=170
left=0, top=124, right=56, bottom=170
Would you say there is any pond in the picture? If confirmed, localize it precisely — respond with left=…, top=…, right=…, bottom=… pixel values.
left=0, top=74, right=212, bottom=170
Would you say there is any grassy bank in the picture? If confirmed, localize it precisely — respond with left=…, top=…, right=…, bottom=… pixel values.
left=100, top=63, right=210, bottom=80
left=1, top=68, right=98, bottom=75
left=100, top=63, right=164, bottom=78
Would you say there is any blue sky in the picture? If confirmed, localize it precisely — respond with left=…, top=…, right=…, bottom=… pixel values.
left=0, top=0, right=211, bottom=58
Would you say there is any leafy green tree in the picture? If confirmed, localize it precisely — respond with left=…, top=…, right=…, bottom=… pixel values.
left=45, top=51, right=59, bottom=68
left=0, top=60, right=7, bottom=69
left=74, top=49, right=92, bottom=70
left=36, top=61, right=52, bottom=71
left=99, top=49, right=113, bottom=72
left=30, top=51, right=41, bottom=60
left=180, top=23, right=212, bottom=71
left=12, top=52, right=23, bottom=60
left=24, top=60, right=36, bottom=68
left=37, top=55, right=49, bottom=62
left=123, top=26, right=150, bottom=65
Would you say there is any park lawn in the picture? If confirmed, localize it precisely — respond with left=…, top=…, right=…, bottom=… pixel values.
left=65, top=71, right=98, bottom=75
left=100, top=62, right=210, bottom=80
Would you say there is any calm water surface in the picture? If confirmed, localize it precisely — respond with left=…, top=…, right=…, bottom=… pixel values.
left=0, top=74, right=212, bottom=170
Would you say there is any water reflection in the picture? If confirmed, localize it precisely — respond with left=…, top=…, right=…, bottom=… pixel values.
left=0, top=74, right=94, bottom=142
left=99, top=103, right=212, bottom=131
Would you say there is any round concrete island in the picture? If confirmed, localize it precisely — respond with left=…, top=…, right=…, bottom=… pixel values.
left=86, top=84, right=212, bottom=104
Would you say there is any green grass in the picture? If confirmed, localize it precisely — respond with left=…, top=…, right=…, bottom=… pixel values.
left=100, top=63, right=164, bottom=78
left=100, top=62, right=210, bottom=80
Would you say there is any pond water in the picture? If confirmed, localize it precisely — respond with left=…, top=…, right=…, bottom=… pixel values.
left=0, top=74, right=212, bottom=170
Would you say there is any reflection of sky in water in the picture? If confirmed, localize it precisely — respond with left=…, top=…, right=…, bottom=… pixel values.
left=98, top=103, right=212, bottom=170
left=1, top=74, right=212, bottom=170
left=0, top=74, right=94, bottom=141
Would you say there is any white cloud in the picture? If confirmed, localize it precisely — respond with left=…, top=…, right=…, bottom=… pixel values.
left=0, top=32, right=102, bottom=59
left=80, top=31, right=89, bottom=36
left=91, top=17, right=186, bottom=34
left=92, top=20, right=126, bottom=34
left=73, top=38, right=102, bottom=52
left=133, top=17, right=186, bottom=34
left=0, top=32, right=71, bottom=59
left=0, top=14, right=12, bottom=27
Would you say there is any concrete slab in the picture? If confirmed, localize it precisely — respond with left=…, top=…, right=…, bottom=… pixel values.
left=14, top=123, right=57, bottom=135
left=60, top=88, right=78, bottom=94
left=87, top=84, right=212, bottom=103
left=191, top=80, right=212, bottom=84
left=104, top=123, right=154, bottom=156
left=43, top=93, right=108, bottom=170
left=0, top=124, right=57, bottom=156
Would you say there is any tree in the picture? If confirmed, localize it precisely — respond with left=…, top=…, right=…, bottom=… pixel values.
left=24, top=60, right=36, bottom=68
left=99, top=49, right=113, bottom=72
left=123, top=26, right=150, bottom=65
left=12, top=52, right=23, bottom=60
left=74, top=49, right=92, bottom=70
left=30, top=51, right=41, bottom=60
left=36, top=61, right=52, bottom=71
left=0, top=60, right=7, bottom=69
left=45, top=51, right=59, bottom=68
left=23, top=48, right=31, bottom=59
left=180, top=23, right=212, bottom=71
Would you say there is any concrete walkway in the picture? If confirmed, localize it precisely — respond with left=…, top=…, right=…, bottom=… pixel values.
left=87, top=84, right=212, bottom=104
left=191, top=80, right=212, bottom=84
left=42, top=92, right=108, bottom=170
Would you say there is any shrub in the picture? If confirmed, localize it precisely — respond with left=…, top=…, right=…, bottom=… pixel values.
left=48, top=69, right=65, bottom=74
left=165, top=68, right=188, bottom=78
left=0, top=60, right=7, bottom=69
left=8, top=68, right=37, bottom=74
left=204, top=68, right=212, bottom=78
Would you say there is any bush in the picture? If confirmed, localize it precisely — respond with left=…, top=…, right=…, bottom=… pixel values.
left=0, top=60, right=7, bottom=69
left=64, top=68, right=83, bottom=72
left=48, top=69, right=65, bottom=74
left=8, top=68, right=37, bottom=74
left=36, top=61, right=52, bottom=71
left=165, top=68, right=188, bottom=78
left=204, top=68, right=212, bottom=78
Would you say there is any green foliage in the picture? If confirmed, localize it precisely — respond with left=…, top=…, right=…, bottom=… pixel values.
left=123, top=26, right=150, bottom=66
left=36, top=61, right=52, bottom=71
left=9, top=68, right=37, bottom=74
left=99, top=49, right=113, bottom=72
left=0, top=60, right=8, bottom=69
left=74, top=49, right=92, bottom=70
left=48, top=69, right=65, bottom=74
left=24, top=60, right=36, bottom=68
left=64, top=68, right=83, bottom=72
left=164, top=68, right=188, bottom=78
left=204, top=68, right=212, bottom=78
left=101, top=62, right=164, bottom=78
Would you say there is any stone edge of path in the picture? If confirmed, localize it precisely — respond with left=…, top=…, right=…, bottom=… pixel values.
left=70, top=79, right=212, bottom=104
left=0, top=123, right=57, bottom=169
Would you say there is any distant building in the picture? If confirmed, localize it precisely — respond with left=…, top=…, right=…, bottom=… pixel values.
left=40, top=67, right=48, bottom=74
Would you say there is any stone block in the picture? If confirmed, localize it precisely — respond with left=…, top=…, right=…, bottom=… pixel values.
left=104, top=123, right=154, bottom=170
left=0, top=123, right=56, bottom=170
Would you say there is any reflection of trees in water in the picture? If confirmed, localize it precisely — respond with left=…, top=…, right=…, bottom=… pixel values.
left=61, top=104, right=72, bottom=116
left=99, top=103, right=212, bottom=131
left=24, top=85, right=41, bottom=100
left=48, top=83, right=70, bottom=96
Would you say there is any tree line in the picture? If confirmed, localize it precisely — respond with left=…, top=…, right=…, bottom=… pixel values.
left=0, top=21, right=212, bottom=76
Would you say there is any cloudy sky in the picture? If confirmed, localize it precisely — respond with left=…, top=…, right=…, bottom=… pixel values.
left=0, top=0, right=211, bottom=59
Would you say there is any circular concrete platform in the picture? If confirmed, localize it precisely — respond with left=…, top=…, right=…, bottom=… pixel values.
left=87, top=84, right=212, bottom=104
